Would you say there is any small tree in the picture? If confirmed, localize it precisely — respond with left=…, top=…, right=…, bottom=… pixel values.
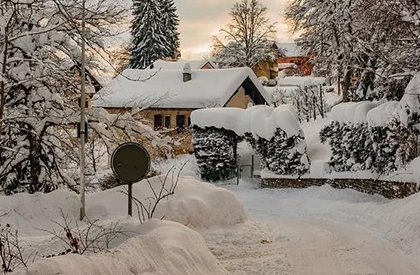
left=192, top=126, right=238, bottom=182
left=212, top=0, right=276, bottom=69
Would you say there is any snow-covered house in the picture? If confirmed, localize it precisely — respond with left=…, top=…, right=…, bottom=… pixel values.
left=93, top=65, right=270, bottom=154
left=277, top=42, right=314, bottom=76
left=253, top=42, right=282, bottom=81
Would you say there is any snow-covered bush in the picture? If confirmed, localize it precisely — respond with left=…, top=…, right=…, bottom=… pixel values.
left=191, top=105, right=310, bottom=177
left=323, top=75, right=420, bottom=175
left=249, top=128, right=309, bottom=175
left=192, top=126, right=238, bottom=182
left=320, top=122, right=373, bottom=172
left=370, top=115, right=419, bottom=174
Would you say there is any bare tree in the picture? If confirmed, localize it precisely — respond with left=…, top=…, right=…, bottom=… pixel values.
left=212, top=0, right=276, bottom=69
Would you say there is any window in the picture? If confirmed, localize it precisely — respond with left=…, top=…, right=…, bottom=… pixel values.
left=176, top=115, right=185, bottom=132
left=164, top=116, right=171, bottom=129
left=154, top=115, right=163, bottom=130
left=187, top=116, right=191, bottom=127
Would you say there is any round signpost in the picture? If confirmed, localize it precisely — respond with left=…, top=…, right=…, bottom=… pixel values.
left=111, top=142, right=150, bottom=216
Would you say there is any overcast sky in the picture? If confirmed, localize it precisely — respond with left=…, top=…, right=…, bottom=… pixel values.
left=175, top=0, right=295, bottom=60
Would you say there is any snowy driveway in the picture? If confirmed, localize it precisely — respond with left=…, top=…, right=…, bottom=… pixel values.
left=200, top=183, right=420, bottom=275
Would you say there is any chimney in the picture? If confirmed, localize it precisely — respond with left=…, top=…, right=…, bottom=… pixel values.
left=183, top=63, right=192, bottom=82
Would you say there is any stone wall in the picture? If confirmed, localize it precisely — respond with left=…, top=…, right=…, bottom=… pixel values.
left=260, top=178, right=420, bottom=199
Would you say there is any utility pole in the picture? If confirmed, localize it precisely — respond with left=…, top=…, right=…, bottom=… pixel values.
left=79, top=0, right=87, bottom=220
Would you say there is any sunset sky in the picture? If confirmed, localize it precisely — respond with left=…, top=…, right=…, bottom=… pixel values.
left=175, top=0, right=294, bottom=59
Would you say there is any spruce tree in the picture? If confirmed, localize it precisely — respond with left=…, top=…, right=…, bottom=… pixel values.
left=130, top=0, right=180, bottom=69
left=160, top=0, right=180, bottom=60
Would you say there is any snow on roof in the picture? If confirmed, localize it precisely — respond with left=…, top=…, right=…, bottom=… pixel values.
left=278, top=77, right=326, bottom=87
left=191, top=105, right=301, bottom=139
left=277, top=42, right=303, bottom=57
left=92, top=67, right=270, bottom=109
left=149, top=59, right=215, bottom=70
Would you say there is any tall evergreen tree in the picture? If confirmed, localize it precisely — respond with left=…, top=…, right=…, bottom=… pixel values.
left=130, top=0, right=180, bottom=69
left=160, top=0, right=180, bottom=60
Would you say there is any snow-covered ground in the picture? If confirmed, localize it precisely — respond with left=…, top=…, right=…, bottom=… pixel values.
left=3, top=156, right=420, bottom=274
left=200, top=180, right=420, bottom=274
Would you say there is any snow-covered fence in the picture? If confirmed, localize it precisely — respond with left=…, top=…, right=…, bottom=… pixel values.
left=191, top=105, right=310, bottom=180
left=274, top=77, right=327, bottom=122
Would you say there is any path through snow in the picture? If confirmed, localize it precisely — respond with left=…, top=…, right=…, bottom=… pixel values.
left=200, top=182, right=420, bottom=274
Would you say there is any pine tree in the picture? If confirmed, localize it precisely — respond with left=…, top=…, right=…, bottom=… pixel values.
left=130, top=0, right=180, bottom=69
left=160, top=0, right=180, bottom=60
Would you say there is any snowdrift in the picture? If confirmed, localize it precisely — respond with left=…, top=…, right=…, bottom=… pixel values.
left=267, top=183, right=420, bottom=255
left=15, top=220, right=229, bottom=275
left=0, top=176, right=246, bottom=236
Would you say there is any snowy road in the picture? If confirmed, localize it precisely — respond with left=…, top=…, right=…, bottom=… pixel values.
left=200, top=183, right=420, bottom=275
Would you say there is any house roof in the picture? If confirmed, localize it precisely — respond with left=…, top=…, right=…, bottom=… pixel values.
left=92, top=67, right=270, bottom=109
left=149, top=59, right=216, bottom=70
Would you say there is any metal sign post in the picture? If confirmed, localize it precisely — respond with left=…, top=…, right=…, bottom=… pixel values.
left=111, top=142, right=150, bottom=216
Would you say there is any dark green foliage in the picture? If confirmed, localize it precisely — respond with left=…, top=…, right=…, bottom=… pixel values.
left=321, top=114, right=419, bottom=174
left=130, top=0, right=180, bottom=69
left=369, top=74, right=412, bottom=101
left=247, top=129, right=310, bottom=176
left=192, top=127, right=238, bottom=182
left=320, top=122, right=373, bottom=172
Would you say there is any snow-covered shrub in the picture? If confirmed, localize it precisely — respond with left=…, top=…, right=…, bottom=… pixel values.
left=320, top=108, right=419, bottom=174
left=320, top=122, right=373, bottom=172
left=371, top=116, right=419, bottom=174
left=192, top=126, right=238, bottom=182
left=369, top=72, right=412, bottom=101
left=247, top=129, right=309, bottom=176
left=272, top=83, right=325, bottom=122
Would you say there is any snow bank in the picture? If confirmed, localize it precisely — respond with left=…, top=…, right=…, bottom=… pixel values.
left=191, top=105, right=302, bottom=139
left=16, top=220, right=228, bottom=275
left=0, top=176, right=246, bottom=236
left=89, top=175, right=246, bottom=228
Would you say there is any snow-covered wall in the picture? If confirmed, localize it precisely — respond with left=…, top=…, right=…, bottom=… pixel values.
left=191, top=105, right=302, bottom=139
